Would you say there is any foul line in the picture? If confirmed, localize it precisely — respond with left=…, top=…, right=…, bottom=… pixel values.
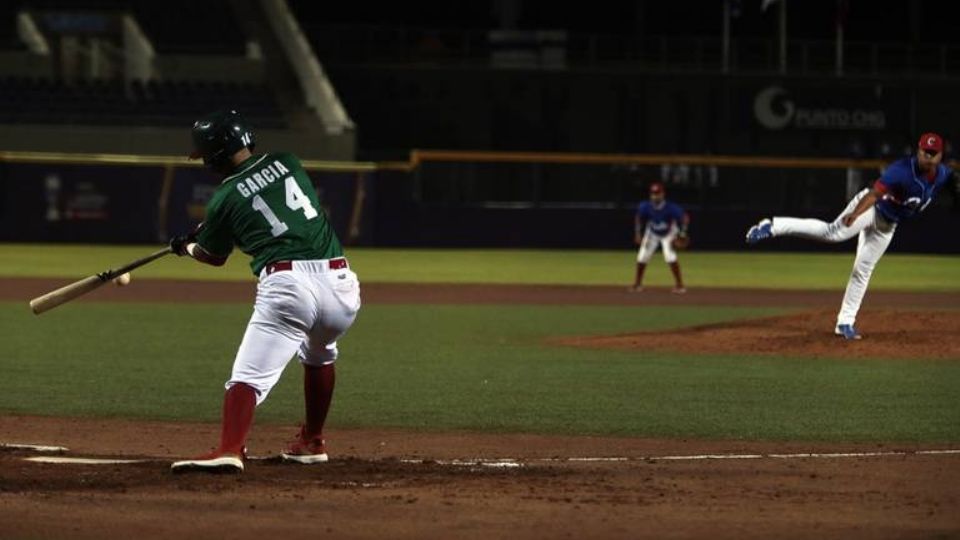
left=24, top=456, right=147, bottom=465
left=402, top=449, right=960, bottom=468
left=10, top=446, right=960, bottom=468
left=652, top=449, right=960, bottom=461
left=1, top=443, right=69, bottom=453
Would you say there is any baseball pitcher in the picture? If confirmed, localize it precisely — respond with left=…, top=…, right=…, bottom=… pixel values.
left=746, top=132, right=954, bottom=340
left=631, top=182, right=690, bottom=293
left=170, top=109, right=361, bottom=473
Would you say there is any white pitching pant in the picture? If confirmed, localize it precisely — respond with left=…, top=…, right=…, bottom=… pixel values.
left=770, top=189, right=896, bottom=327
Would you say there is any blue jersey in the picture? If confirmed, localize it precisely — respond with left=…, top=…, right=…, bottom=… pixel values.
left=874, top=157, right=952, bottom=223
left=636, top=200, right=686, bottom=235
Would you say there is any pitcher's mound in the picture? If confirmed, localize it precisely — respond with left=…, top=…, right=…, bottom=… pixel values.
left=556, top=309, right=960, bottom=360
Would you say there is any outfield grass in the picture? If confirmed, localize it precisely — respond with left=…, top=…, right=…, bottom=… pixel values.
left=2, top=302, right=958, bottom=442
left=1, top=244, right=959, bottom=290
left=2, top=245, right=957, bottom=442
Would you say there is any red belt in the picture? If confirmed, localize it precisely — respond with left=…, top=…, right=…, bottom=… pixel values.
left=265, top=258, right=347, bottom=275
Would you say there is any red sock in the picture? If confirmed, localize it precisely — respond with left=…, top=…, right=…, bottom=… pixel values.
left=669, top=262, right=684, bottom=288
left=218, top=383, right=257, bottom=455
left=634, top=263, right=647, bottom=287
left=304, top=363, right=336, bottom=438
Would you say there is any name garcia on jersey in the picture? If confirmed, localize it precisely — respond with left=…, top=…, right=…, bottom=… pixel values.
left=234, top=159, right=291, bottom=198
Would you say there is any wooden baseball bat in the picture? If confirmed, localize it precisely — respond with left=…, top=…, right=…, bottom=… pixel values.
left=29, top=246, right=174, bottom=315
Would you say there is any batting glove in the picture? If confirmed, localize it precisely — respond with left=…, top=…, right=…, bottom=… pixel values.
left=169, top=234, right=193, bottom=256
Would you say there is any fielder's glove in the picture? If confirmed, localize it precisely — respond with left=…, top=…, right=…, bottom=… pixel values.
left=672, top=234, right=690, bottom=250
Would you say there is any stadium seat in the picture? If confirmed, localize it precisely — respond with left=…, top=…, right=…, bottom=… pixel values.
left=0, top=76, right=285, bottom=127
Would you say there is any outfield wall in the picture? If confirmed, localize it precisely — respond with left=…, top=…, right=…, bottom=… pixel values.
left=2, top=152, right=958, bottom=253
left=370, top=169, right=960, bottom=253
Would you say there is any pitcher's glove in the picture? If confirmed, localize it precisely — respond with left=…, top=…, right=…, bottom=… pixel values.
left=672, top=233, right=690, bottom=250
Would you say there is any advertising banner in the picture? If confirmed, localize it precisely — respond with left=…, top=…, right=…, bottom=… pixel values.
left=0, top=163, right=163, bottom=242
left=163, top=167, right=222, bottom=239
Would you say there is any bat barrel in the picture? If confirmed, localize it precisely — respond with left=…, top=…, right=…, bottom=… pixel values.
left=29, top=275, right=107, bottom=315
left=28, top=246, right=173, bottom=315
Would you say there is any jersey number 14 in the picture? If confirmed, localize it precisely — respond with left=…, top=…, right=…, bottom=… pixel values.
left=251, top=176, right=319, bottom=237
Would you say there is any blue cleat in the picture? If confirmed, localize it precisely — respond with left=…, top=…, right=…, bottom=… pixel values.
left=835, top=324, right=862, bottom=340
left=745, top=219, right=773, bottom=244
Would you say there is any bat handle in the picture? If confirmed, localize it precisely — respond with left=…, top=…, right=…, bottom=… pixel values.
left=105, top=246, right=174, bottom=280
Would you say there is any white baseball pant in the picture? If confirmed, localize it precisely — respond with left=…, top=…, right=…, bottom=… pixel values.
left=637, top=225, right=679, bottom=264
left=770, top=188, right=896, bottom=326
left=226, top=259, right=361, bottom=405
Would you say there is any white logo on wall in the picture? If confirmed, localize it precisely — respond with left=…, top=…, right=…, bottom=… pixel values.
left=64, top=181, right=108, bottom=220
left=44, top=174, right=61, bottom=222
left=753, top=86, right=886, bottom=130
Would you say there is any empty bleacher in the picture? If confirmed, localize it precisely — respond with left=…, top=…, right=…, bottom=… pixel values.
left=0, top=2, right=23, bottom=50
left=132, top=1, right=246, bottom=55
left=0, top=2, right=285, bottom=127
left=12, top=0, right=245, bottom=55
left=0, top=76, right=285, bottom=127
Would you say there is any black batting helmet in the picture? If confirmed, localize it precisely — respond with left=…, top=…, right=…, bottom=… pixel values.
left=189, top=109, right=255, bottom=170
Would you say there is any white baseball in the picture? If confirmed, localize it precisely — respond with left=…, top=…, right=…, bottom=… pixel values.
left=113, top=272, right=131, bottom=286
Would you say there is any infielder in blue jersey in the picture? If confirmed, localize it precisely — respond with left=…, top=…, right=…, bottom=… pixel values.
left=746, top=132, right=955, bottom=340
left=631, top=182, right=690, bottom=293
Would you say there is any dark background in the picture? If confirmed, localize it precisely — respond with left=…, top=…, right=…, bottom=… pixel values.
left=287, top=1, right=952, bottom=44
left=2, top=0, right=958, bottom=251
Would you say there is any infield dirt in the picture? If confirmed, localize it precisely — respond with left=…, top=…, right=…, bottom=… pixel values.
left=1, top=279, right=958, bottom=538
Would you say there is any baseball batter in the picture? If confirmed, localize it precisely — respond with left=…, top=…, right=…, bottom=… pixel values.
left=170, top=109, right=361, bottom=473
left=631, top=182, right=690, bottom=293
left=746, top=132, right=954, bottom=339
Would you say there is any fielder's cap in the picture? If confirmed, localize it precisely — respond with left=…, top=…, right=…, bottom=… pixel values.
left=918, top=132, right=943, bottom=153
left=649, top=182, right=665, bottom=194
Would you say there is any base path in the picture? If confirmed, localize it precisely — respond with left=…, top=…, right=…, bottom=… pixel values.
left=1, top=415, right=958, bottom=540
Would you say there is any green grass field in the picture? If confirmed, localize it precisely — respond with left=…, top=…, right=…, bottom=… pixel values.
left=1, top=246, right=958, bottom=443
left=3, top=244, right=959, bottom=290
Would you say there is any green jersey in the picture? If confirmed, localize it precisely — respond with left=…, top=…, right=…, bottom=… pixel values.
left=195, top=152, right=344, bottom=275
